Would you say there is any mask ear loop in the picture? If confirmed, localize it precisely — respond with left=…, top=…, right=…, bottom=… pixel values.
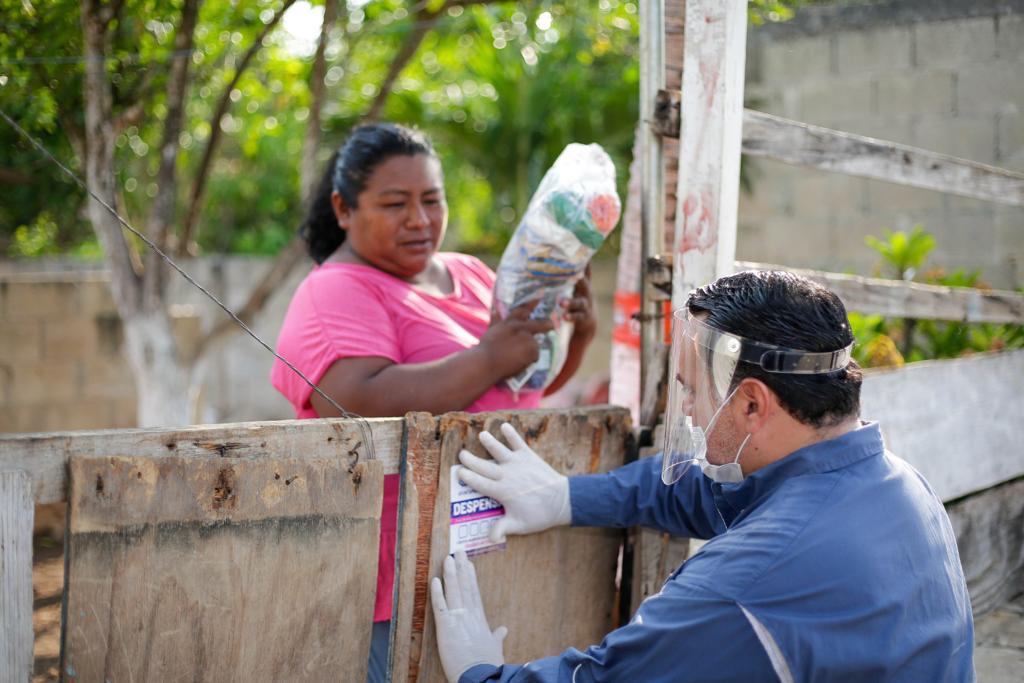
left=701, top=385, right=742, bottom=440
left=730, top=433, right=752, bottom=467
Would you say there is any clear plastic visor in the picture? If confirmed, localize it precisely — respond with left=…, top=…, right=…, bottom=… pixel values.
left=661, top=310, right=854, bottom=484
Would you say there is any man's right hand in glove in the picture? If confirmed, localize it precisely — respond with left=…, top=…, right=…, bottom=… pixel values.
left=457, top=422, right=571, bottom=543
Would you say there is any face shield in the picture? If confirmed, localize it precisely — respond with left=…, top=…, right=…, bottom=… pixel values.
left=661, top=309, right=854, bottom=485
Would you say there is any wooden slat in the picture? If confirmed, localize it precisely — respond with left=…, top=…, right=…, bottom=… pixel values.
left=737, top=261, right=1024, bottom=324
left=398, top=406, right=632, bottom=682
left=860, top=350, right=1024, bottom=502
left=0, top=416, right=404, bottom=505
left=0, top=471, right=33, bottom=683
left=391, top=412, right=442, bottom=682
left=671, top=0, right=747, bottom=308
left=629, top=437, right=690, bottom=615
left=61, top=454, right=383, bottom=681
left=947, top=477, right=1024, bottom=618
left=654, top=93, right=1024, bottom=206
left=742, top=109, right=1024, bottom=207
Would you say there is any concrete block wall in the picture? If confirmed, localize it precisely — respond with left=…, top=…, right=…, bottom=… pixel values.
left=741, top=0, right=1024, bottom=287
left=0, top=256, right=616, bottom=433
left=0, top=274, right=136, bottom=433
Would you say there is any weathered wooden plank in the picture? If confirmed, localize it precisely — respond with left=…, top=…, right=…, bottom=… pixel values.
left=737, top=261, right=1024, bottom=324
left=391, top=412, right=443, bottom=683
left=401, top=406, right=632, bottom=682
left=0, top=471, right=33, bottom=683
left=947, top=477, right=1024, bottom=618
left=629, top=437, right=690, bottom=616
left=0, top=416, right=403, bottom=505
left=655, top=94, right=1024, bottom=206
left=860, top=350, right=1024, bottom=502
left=639, top=0, right=667, bottom=403
left=743, top=109, right=1024, bottom=207
left=672, top=0, right=746, bottom=308
left=61, top=454, right=383, bottom=682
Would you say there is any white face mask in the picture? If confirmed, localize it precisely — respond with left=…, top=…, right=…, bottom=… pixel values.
left=676, top=387, right=752, bottom=484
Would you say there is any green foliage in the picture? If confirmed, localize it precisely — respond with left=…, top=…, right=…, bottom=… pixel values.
left=851, top=227, right=1024, bottom=368
left=9, top=211, right=59, bottom=257
left=2, top=0, right=805, bottom=259
left=864, top=225, right=936, bottom=280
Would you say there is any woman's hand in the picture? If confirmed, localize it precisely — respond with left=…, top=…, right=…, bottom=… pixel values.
left=479, top=301, right=555, bottom=379
left=562, top=267, right=597, bottom=343
left=544, top=267, right=598, bottom=396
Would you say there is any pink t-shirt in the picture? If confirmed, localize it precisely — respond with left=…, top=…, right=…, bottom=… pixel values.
left=270, top=252, right=541, bottom=622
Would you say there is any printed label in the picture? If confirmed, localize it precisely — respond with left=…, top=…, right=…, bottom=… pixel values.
left=449, top=465, right=506, bottom=557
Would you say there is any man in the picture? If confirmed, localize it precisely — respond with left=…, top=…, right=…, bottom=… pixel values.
left=432, top=270, right=975, bottom=682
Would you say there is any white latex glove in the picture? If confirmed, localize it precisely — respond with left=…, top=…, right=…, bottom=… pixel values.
left=457, top=422, right=571, bottom=543
left=431, top=551, right=508, bottom=683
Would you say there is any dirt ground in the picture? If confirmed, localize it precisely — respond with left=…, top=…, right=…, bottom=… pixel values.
left=30, top=537, right=1024, bottom=681
left=32, top=537, right=62, bottom=682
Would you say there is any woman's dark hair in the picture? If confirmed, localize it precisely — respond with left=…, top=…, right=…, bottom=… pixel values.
left=301, top=123, right=437, bottom=264
left=687, top=270, right=863, bottom=428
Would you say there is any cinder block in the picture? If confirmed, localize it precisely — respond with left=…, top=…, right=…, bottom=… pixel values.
left=996, top=14, right=1024, bottom=61
left=0, top=405, right=53, bottom=434
left=993, top=206, right=1024, bottom=289
left=957, top=66, right=1024, bottom=116
left=914, top=17, right=997, bottom=69
left=790, top=171, right=844, bottom=222
left=996, top=113, right=1024, bottom=172
left=0, top=321, right=43, bottom=363
left=0, top=363, right=11, bottom=407
left=876, top=70, right=955, bottom=117
left=41, top=319, right=100, bottom=360
left=830, top=213, right=885, bottom=273
left=0, top=280, right=80, bottom=321
left=56, top=399, right=117, bottom=431
left=862, top=174, right=946, bottom=215
left=79, top=357, right=135, bottom=400
left=836, top=27, right=912, bottom=75
left=740, top=158, right=798, bottom=218
left=762, top=36, right=833, bottom=84
left=914, top=115, right=998, bottom=165
left=798, top=78, right=875, bottom=127
left=76, top=280, right=117, bottom=316
left=11, top=360, right=81, bottom=404
left=106, top=398, right=139, bottom=429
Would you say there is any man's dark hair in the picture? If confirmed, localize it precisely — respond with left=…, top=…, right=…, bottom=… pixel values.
left=687, top=270, right=862, bottom=428
left=301, top=123, right=437, bottom=264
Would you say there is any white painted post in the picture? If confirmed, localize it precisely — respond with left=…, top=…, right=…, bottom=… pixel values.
left=672, top=0, right=749, bottom=309
left=0, top=471, right=34, bottom=683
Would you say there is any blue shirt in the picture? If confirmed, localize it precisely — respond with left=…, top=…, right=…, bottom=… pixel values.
left=461, top=423, right=974, bottom=682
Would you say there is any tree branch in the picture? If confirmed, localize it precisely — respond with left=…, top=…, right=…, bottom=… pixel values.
left=301, top=0, right=342, bottom=202
left=363, top=2, right=452, bottom=122
left=178, top=0, right=300, bottom=256
left=80, top=0, right=143, bottom=313
left=190, top=237, right=307, bottom=363
left=142, top=0, right=200, bottom=309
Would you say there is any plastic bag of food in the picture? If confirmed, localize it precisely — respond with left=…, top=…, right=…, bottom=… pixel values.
left=493, top=143, right=621, bottom=394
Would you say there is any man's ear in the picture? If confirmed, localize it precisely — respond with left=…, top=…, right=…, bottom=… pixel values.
left=331, top=190, right=351, bottom=230
left=732, top=377, right=774, bottom=432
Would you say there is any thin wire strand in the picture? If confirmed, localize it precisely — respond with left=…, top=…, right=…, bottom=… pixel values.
left=0, top=108, right=376, bottom=461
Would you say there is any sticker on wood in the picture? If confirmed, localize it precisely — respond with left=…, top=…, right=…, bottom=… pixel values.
left=62, top=455, right=383, bottom=682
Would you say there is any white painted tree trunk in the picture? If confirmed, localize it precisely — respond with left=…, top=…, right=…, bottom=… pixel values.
left=123, top=312, right=190, bottom=427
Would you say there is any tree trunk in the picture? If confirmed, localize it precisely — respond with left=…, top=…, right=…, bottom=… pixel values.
left=123, top=312, right=191, bottom=427
left=81, top=0, right=190, bottom=427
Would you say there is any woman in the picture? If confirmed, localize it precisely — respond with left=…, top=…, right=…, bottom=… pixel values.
left=271, top=123, right=596, bottom=681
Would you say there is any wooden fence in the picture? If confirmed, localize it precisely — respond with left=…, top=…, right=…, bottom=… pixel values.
left=0, top=406, right=631, bottom=682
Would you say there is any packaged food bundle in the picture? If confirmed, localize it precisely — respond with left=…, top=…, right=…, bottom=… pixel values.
left=493, top=143, right=621, bottom=394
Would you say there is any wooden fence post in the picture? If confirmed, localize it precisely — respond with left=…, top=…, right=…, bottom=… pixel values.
left=0, top=470, right=33, bottom=683
left=672, top=0, right=747, bottom=308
